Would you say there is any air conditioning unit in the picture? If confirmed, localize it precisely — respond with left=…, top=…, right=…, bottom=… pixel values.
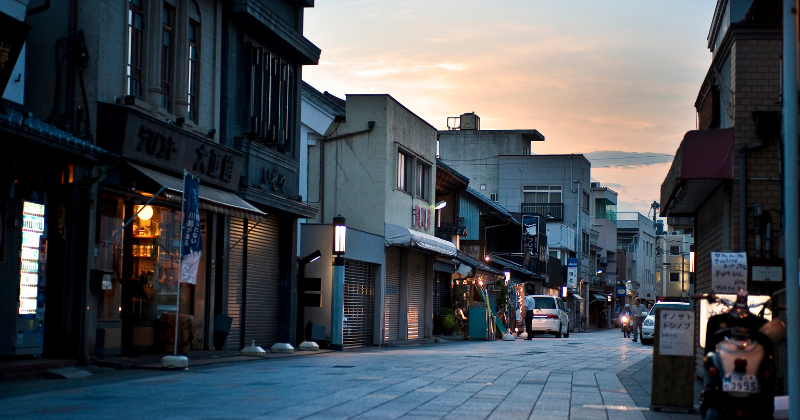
left=490, top=193, right=498, bottom=202
left=460, top=112, right=480, bottom=130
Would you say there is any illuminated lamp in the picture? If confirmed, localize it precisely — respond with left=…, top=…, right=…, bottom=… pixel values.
left=136, top=205, right=153, bottom=220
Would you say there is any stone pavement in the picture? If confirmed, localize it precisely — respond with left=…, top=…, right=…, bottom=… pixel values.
left=0, top=329, right=702, bottom=419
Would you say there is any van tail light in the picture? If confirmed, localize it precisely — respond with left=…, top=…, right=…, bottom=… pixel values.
left=546, top=314, right=559, bottom=319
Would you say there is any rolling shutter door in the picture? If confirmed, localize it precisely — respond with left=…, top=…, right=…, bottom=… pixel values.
left=343, top=260, right=375, bottom=348
left=384, top=247, right=400, bottom=341
left=226, top=217, right=246, bottom=350
left=408, top=251, right=427, bottom=339
left=244, top=216, right=281, bottom=348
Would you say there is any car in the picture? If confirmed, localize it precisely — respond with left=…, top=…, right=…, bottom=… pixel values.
left=529, top=295, right=570, bottom=338
left=640, top=301, right=692, bottom=345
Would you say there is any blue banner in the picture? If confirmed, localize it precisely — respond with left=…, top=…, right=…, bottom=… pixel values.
left=180, top=172, right=202, bottom=284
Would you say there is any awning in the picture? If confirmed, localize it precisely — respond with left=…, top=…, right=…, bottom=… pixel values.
left=384, top=223, right=458, bottom=256
left=129, top=163, right=268, bottom=222
left=660, top=128, right=733, bottom=217
left=591, top=292, right=607, bottom=302
left=571, top=293, right=584, bottom=301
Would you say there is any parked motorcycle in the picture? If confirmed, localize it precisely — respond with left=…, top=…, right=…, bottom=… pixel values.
left=695, top=288, right=786, bottom=420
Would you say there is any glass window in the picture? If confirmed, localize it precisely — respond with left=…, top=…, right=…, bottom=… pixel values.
left=98, top=196, right=125, bottom=321
left=523, top=185, right=561, bottom=203
left=416, top=162, right=429, bottom=200
left=397, top=151, right=411, bottom=192
left=127, top=0, right=144, bottom=99
left=669, top=272, right=680, bottom=282
left=160, top=5, right=174, bottom=111
left=187, top=21, right=199, bottom=122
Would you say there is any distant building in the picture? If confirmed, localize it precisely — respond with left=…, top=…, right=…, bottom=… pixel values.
left=616, top=213, right=656, bottom=303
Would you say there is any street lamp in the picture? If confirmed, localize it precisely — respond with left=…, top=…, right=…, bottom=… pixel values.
left=331, top=216, right=346, bottom=351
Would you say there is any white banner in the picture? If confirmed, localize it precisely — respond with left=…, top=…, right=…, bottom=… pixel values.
left=658, top=309, right=694, bottom=356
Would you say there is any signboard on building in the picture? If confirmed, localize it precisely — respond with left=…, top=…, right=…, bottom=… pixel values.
left=567, top=258, right=577, bottom=289
left=411, top=205, right=431, bottom=230
left=711, top=252, right=747, bottom=294
left=522, top=214, right=537, bottom=256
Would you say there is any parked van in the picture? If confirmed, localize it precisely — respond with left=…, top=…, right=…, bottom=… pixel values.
left=529, top=295, right=570, bottom=338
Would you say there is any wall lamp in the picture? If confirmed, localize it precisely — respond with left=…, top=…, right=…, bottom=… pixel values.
left=298, top=250, right=322, bottom=265
left=435, top=201, right=447, bottom=210
left=333, top=215, right=346, bottom=255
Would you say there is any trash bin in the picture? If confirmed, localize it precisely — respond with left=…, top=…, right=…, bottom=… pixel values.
left=213, top=314, right=233, bottom=351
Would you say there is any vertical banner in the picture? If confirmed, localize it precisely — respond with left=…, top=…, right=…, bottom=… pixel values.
left=180, top=172, right=202, bottom=284
left=567, top=258, right=578, bottom=289
left=521, top=214, right=537, bottom=256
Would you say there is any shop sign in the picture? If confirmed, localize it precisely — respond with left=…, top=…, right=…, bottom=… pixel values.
left=412, top=205, right=430, bottom=229
left=710, top=252, right=747, bottom=294
left=521, top=214, right=537, bottom=255
left=657, top=309, right=694, bottom=356
left=0, top=12, right=31, bottom=101
left=97, top=104, right=244, bottom=191
left=567, top=258, right=577, bottom=289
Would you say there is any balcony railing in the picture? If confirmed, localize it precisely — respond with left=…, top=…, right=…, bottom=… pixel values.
left=520, top=203, right=563, bottom=221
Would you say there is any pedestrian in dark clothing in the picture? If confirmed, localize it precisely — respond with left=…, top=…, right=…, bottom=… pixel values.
left=523, top=284, right=535, bottom=340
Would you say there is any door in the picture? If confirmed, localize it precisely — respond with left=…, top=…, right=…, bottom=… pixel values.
left=384, top=247, right=400, bottom=341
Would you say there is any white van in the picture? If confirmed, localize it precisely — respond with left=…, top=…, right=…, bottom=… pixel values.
left=529, top=295, right=570, bottom=338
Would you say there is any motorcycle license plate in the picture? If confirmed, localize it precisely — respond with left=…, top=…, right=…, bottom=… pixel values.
left=722, top=375, right=758, bottom=393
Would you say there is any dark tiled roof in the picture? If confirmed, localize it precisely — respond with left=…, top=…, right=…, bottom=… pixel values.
left=464, top=186, right=519, bottom=224
left=0, top=109, right=106, bottom=156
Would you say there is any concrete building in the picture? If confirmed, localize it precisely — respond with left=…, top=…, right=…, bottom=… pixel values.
left=590, top=182, right=618, bottom=328
left=7, top=0, right=320, bottom=360
left=616, top=213, right=656, bottom=303
left=658, top=231, right=694, bottom=300
left=301, top=94, right=459, bottom=347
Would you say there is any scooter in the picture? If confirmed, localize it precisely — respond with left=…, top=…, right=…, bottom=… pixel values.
left=695, top=288, right=786, bottom=420
left=620, top=314, right=631, bottom=338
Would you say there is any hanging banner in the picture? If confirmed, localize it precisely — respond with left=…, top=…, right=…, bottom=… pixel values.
left=180, top=172, right=202, bottom=284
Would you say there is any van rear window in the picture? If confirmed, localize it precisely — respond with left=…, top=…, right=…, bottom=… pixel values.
left=533, top=297, right=557, bottom=309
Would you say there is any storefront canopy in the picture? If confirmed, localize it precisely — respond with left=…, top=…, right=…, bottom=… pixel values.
left=660, top=128, right=734, bottom=217
left=384, top=223, right=458, bottom=256
left=129, top=163, right=269, bottom=222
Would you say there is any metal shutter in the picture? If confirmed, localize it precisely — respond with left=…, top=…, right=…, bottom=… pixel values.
left=244, top=216, right=281, bottom=348
left=343, top=260, right=375, bottom=348
left=408, top=251, right=427, bottom=339
left=384, top=247, right=400, bottom=341
left=226, top=217, right=246, bottom=350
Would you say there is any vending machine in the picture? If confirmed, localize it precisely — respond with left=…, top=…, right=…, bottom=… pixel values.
left=0, top=200, right=47, bottom=356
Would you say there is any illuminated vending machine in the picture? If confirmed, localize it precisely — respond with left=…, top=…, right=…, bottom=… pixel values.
left=0, top=200, right=46, bottom=356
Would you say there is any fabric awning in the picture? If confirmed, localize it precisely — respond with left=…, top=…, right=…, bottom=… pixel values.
left=384, top=223, right=458, bottom=256
left=660, top=128, right=733, bottom=216
left=129, top=163, right=268, bottom=222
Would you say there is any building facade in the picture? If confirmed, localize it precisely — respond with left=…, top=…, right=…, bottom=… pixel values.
left=616, top=212, right=656, bottom=303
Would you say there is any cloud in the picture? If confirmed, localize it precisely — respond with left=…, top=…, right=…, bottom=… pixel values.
left=581, top=151, right=675, bottom=168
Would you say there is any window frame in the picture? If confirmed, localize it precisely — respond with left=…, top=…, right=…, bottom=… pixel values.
left=187, top=20, right=199, bottom=122
left=522, top=185, right=562, bottom=204
left=415, top=161, right=430, bottom=201
left=669, top=272, right=680, bottom=282
left=244, top=39, right=296, bottom=152
left=397, top=150, right=411, bottom=193
left=160, top=4, right=175, bottom=112
left=127, top=0, right=145, bottom=99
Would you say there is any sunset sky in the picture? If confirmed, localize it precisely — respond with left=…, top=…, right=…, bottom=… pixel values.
left=303, top=0, right=718, bottom=216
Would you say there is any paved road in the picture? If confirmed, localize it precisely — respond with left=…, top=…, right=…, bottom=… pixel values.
left=0, top=329, right=700, bottom=420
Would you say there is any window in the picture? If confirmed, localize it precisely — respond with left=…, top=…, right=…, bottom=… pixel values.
left=127, top=0, right=144, bottom=99
left=669, top=272, right=680, bottom=282
left=523, top=185, right=562, bottom=203
left=397, top=151, right=411, bottom=192
left=416, top=162, right=429, bottom=200
left=489, top=193, right=498, bottom=202
left=582, top=232, right=589, bottom=255
left=246, top=43, right=296, bottom=149
left=160, top=5, right=174, bottom=111
left=582, top=191, right=590, bottom=213
left=187, top=21, right=199, bottom=122
left=670, top=246, right=679, bottom=256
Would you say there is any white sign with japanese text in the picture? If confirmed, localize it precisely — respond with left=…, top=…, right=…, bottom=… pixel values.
left=711, top=252, right=747, bottom=294
left=658, top=309, right=694, bottom=357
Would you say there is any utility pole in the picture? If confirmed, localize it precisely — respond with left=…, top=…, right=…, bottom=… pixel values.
left=781, top=1, right=799, bottom=417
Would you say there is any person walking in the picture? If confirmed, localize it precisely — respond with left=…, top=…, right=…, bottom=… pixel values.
left=523, top=284, right=535, bottom=340
left=631, top=297, right=647, bottom=342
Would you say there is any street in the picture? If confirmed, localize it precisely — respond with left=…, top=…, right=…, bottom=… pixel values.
left=0, top=330, right=700, bottom=420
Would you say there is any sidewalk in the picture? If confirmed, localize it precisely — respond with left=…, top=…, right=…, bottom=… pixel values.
left=617, top=352, right=702, bottom=419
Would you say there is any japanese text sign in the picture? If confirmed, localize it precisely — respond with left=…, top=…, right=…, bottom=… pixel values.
left=180, top=172, right=202, bottom=284
left=658, top=309, right=694, bottom=356
left=711, top=252, right=747, bottom=294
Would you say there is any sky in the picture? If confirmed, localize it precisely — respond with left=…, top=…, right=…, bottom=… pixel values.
left=303, top=0, right=719, bottom=216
